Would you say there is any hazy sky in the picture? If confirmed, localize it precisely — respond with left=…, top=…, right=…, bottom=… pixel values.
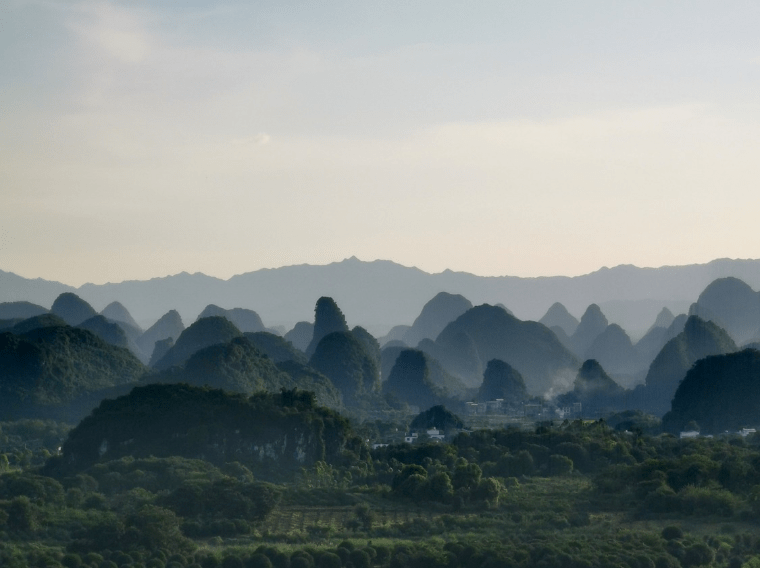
left=2, top=1, right=759, bottom=286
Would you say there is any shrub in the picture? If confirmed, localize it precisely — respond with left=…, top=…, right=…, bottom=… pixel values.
left=62, top=553, right=83, bottom=568
left=682, top=543, right=713, bottom=567
left=548, top=455, right=573, bottom=476
left=315, top=553, right=340, bottom=568
left=245, top=555, right=272, bottom=568
left=661, top=526, right=683, bottom=540
left=348, top=550, right=370, bottom=568
left=679, top=486, right=738, bottom=517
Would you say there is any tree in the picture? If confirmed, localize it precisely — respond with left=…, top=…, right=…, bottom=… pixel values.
left=126, top=505, right=195, bottom=553
left=310, top=332, right=379, bottom=403
left=548, top=454, right=573, bottom=476
left=452, top=462, right=482, bottom=491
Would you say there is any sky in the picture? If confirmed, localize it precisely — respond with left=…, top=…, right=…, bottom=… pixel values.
left=1, top=1, right=759, bottom=286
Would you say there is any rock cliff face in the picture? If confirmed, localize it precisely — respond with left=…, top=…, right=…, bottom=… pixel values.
left=59, top=384, right=362, bottom=479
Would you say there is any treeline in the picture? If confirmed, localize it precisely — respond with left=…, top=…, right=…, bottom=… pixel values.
left=0, top=410, right=758, bottom=568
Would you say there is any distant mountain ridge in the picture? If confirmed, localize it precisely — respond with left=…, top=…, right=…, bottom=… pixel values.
left=0, top=258, right=757, bottom=333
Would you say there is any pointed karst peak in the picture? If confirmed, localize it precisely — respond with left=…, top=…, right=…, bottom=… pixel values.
left=570, top=304, right=609, bottom=358
left=641, top=314, right=738, bottom=415
left=383, top=348, right=441, bottom=410
left=574, top=359, right=624, bottom=395
left=101, top=301, right=141, bottom=331
left=305, top=297, right=349, bottom=357
left=404, top=291, right=473, bottom=346
left=50, top=292, right=97, bottom=326
left=652, top=307, right=675, bottom=330
left=682, top=314, right=732, bottom=340
left=580, top=304, right=607, bottom=326
left=583, top=324, right=638, bottom=376
left=136, top=309, right=185, bottom=355
left=309, top=330, right=379, bottom=403
left=539, top=302, right=579, bottom=337
left=578, top=358, right=608, bottom=378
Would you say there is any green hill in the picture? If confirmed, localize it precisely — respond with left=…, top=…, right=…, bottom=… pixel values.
left=275, top=360, right=343, bottom=410
left=383, top=349, right=447, bottom=410
left=197, top=304, right=266, bottom=333
left=56, top=384, right=363, bottom=480
left=477, top=359, right=529, bottom=404
left=691, top=277, right=760, bottom=345
left=663, top=349, right=759, bottom=434
left=309, top=331, right=380, bottom=404
left=78, top=315, right=131, bottom=350
left=305, top=297, right=350, bottom=357
left=153, top=316, right=242, bottom=371
left=151, top=336, right=293, bottom=394
left=403, top=291, right=473, bottom=346
left=637, top=316, right=738, bottom=415
left=151, top=335, right=341, bottom=409
left=0, top=301, right=48, bottom=320
left=12, top=313, right=67, bottom=334
left=50, top=292, right=97, bottom=326
left=382, top=344, right=467, bottom=397
left=0, top=325, right=146, bottom=417
left=244, top=331, right=308, bottom=364
left=101, top=301, right=142, bottom=331
left=430, top=304, right=579, bottom=395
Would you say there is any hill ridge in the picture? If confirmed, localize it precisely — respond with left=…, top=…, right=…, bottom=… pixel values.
left=1, top=258, right=758, bottom=334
